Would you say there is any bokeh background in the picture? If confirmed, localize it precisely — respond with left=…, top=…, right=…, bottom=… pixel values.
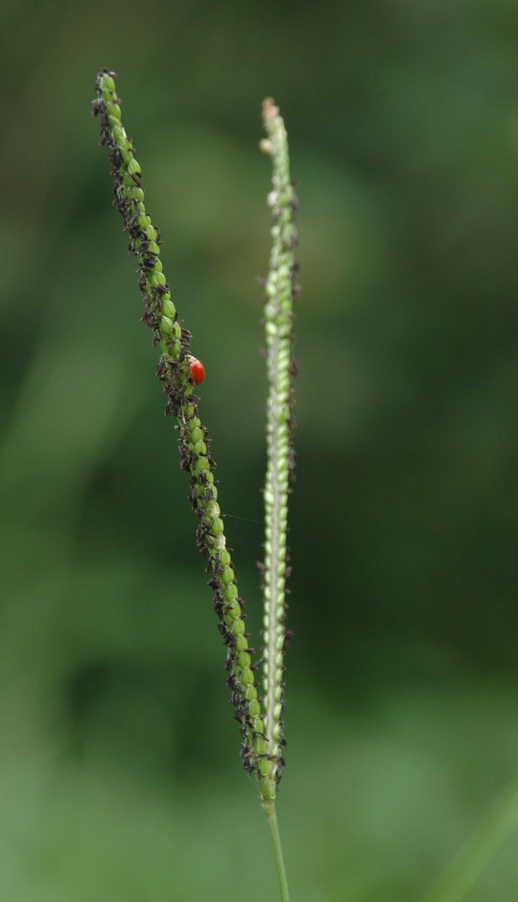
left=2, top=2, right=518, bottom=900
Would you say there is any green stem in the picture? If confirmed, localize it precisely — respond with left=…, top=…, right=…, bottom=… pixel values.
left=423, top=776, right=518, bottom=902
left=265, top=802, right=291, bottom=902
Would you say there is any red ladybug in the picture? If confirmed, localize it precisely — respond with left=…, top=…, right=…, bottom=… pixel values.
left=188, top=355, right=205, bottom=385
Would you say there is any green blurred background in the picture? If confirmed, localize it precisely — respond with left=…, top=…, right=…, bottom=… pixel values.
left=2, top=2, right=518, bottom=899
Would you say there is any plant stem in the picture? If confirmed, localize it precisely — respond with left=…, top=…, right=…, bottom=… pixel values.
left=423, top=775, right=518, bottom=902
left=265, top=802, right=291, bottom=902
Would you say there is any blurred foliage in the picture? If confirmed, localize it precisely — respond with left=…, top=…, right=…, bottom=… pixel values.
left=2, top=1, right=518, bottom=899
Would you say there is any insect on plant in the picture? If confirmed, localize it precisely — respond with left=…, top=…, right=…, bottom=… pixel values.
left=187, top=355, right=205, bottom=385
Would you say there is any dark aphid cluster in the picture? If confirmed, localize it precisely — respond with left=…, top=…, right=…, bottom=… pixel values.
left=93, top=69, right=270, bottom=785
left=92, top=70, right=176, bottom=351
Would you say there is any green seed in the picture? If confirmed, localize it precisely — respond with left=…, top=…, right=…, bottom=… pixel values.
left=259, top=759, right=270, bottom=776
left=221, top=567, right=235, bottom=586
left=127, top=158, right=141, bottom=175
left=162, top=299, right=176, bottom=318
left=102, top=74, right=116, bottom=92
left=211, top=517, right=224, bottom=535
left=224, top=584, right=238, bottom=602
left=236, top=638, right=248, bottom=655
left=160, top=315, right=173, bottom=335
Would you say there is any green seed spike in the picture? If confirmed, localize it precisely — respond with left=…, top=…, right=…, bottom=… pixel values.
left=92, top=68, right=270, bottom=791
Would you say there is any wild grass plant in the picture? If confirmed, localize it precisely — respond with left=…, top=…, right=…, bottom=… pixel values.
left=92, top=69, right=297, bottom=901
left=91, top=69, right=518, bottom=902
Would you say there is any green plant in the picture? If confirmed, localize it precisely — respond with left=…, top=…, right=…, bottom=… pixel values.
left=92, top=69, right=297, bottom=901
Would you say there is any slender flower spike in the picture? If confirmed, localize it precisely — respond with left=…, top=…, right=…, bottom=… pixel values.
left=260, top=98, right=299, bottom=803
left=91, top=69, right=272, bottom=795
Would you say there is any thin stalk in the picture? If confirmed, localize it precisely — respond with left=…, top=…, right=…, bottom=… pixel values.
left=265, top=802, right=291, bottom=902
left=423, top=776, right=518, bottom=902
